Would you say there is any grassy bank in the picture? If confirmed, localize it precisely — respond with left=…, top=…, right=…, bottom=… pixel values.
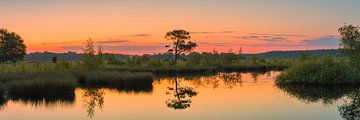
left=276, top=57, right=360, bottom=85
left=104, top=59, right=288, bottom=75
left=0, top=68, right=155, bottom=103
left=6, top=71, right=77, bottom=97
left=75, top=70, right=154, bottom=92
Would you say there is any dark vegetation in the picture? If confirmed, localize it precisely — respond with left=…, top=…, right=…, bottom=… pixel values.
left=6, top=71, right=76, bottom=97
left=0, top=83, right=5, bottom=107
left=242, top=49, right=342, bottom=59
left=276, top=84, right=359, bottom=104
left=276, top=56, right=360, bottom=84
left=75, top=70, right=154, bottom=92
left=24, top=49, right=342, bottom=62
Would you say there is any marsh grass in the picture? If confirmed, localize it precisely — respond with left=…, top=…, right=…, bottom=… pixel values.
left=74, top=70, right=154, bottom=90
left=104, top=63, right=286, bottom=75
left=276, top=57, right=360, bottom=84
left=104, top=66, right=215, bottom=75
left=6, top=71, right=77, bottom=97
left=0, top=62, right=57, bottom=73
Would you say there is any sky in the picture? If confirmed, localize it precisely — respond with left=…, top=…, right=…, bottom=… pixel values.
left=1, top=0, right=360, bottom=54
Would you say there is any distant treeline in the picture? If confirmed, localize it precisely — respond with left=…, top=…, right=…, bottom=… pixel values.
left=242, top=49, right=343, bottom=59
left=24, top=49, right=343, bottom=62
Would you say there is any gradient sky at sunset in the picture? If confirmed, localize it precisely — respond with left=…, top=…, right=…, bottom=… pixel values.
left=1, top=0, right=360, bottom=54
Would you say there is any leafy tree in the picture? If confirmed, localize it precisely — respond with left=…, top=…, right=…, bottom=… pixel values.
left=338, top=24, right=360, bottom=68
left=0, top=28, right=26, bottom=64
left=165, top=29, right=197, bottom=63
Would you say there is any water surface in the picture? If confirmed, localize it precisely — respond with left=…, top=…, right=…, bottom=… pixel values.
left=0, top=71, right=358, bottom=120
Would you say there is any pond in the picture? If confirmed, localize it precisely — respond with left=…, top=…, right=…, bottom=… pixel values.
left=0, top=71, right=359, bottom=120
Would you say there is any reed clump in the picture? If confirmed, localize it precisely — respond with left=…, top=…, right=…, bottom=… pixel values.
left=276, top=57, right=360, bottom=85
left=6, top=71, right=77, bottom=97
left=74, top=70, right=154, bottom=89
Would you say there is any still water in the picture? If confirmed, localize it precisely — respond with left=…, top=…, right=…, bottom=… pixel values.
left=0, top=71, right=358, bottom=120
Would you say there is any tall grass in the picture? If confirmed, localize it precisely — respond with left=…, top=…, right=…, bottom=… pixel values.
left=276, top=57, right=360, bottom=84
left=105, top=66, right=215, bottom=75
left=6, top=71, right=77, bottom=97
left=104, top=59, right=288, bottom=75
left=0, top=62, right=58, bottom=73
left=74, top=70, right=154, bottom=91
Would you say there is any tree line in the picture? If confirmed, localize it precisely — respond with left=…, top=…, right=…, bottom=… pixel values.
left=1, top=24, right=360, bottom=67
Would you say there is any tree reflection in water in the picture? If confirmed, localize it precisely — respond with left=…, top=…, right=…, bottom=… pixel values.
left=219, top=72, right=242, bottom=88
left=276, top=84, right=357, bottom=105
left=276, top=83, right=360, bottom=120
left=164, top=72, right=245, bottom=110
left=339, top=90, right=360, bottom=120
left=191, top=75, right=220, bottom=89
left=166, top=77, right=198, bottom=110
left=82, top=88, right=105, bottom=119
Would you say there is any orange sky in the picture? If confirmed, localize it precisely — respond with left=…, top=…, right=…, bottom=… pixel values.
left=1, top=0, right=359, bottom=54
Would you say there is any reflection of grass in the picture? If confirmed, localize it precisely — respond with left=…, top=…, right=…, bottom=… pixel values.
left=221, top=64, right=286, bottom=72
left=0, top=69, right=154, bottom=103
left=276, top=83, right=359, bottom=105
left=9, top=91, right=75, bottom=108
left=0, top=84, right=6, bottom=109
left=2, top=71, right=76, bottom=108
